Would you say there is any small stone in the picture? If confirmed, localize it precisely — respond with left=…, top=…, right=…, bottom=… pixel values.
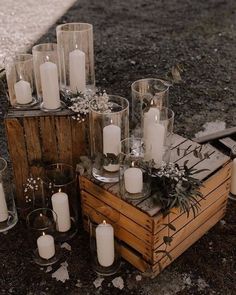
left=135, top=275, right=142, bottom=281
left=93, top=277, right=104, bottom=289
left=112, top=277, right=124, bottom=290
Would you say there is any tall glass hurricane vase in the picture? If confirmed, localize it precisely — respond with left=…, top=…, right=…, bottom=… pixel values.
left=56, top=23, right=95, bottom=93
left=89, top=95, right=129, bottom=183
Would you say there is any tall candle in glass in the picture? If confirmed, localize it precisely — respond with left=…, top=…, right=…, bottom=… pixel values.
left=32, top=43, right=61, bottom=111
left=144, top=107, right=174, bottom=167
left=56, top=23, right=95, bottom=92
left=89, top=95, right=129, bottom=183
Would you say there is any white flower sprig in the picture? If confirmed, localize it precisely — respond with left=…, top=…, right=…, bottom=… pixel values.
left=24, top=177, right=41, bottom=204
left=63, top=89, right=111, bottom=122
left=153, top=162, right=187, bottom=182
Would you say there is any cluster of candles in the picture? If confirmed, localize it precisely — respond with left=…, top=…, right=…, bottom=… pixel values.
left=13, top=46, right=86, bottom=110
left=36, top=190, right=71, bottom=260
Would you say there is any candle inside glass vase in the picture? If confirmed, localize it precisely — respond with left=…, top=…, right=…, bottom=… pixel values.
left=124, top=162, right=143, bottom=194
left=103, top=120, right=121, bottom=172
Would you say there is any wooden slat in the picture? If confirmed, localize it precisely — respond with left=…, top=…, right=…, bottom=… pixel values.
left=153, top=193, right=228, bottom=261
left=23, top=117, right=43, bottom=177
left=7, top=107, right=72, bottom=118
left=152, top=208, right=225, bottom=274
left=80, top=176, right=154, bottom=232
left=81, top=190, right=153, bottom=245
left=40, top=116, right=58, bottom=163
left=171, top=134, right=187, bottom=148
left=219, top=137, right=236, bottom=150
left=5, top=118, right=29, bottom=205
left=71, top=118, right=88, bottom=165
left=194, top=126, right=236, bottom=143
left=55, top=116, right=73, bottom=164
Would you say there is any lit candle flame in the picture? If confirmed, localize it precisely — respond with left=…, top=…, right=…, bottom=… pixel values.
left=131, top=161, right=135, bottom=167
left=46, top=55, right=49, bottom=62
left=155, top=115, right=158, bottom=123
left=150, top=99, right=154, bottom=106
left=58, top=188, right=61, bottom=193
left=75, top=44, right=78, bottom=49
left=102, top=220, right=106, bottom=225
left=110, top=119, right=113, bottom=124
left=40, top=213, right=43, bottom=217
left=42, top=232, right=45, bottom=236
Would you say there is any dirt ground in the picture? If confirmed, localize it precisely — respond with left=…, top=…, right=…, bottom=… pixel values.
left=0, top=0, right=236, bottom=294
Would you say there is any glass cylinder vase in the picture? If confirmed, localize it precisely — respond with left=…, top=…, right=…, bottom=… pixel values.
left=120, top=138, right=151, bottom=200
left=0, top=158, right=18, bottom=232
left=131, top=78, right=170, bottom=136
left=26, top=208, right=61, bottom=266
left=6, top=53, right=38, bottom=108
left=89, top=95, right=129, bottom=183
left=88, top=206, right=120, bottom=276
left=40, top=163, right=78, bottom=242
left=56, top=23, right=95, bottom=93
left=32, top=43, right=62, bottom=111
left=144, top=107, right=175, bottom=168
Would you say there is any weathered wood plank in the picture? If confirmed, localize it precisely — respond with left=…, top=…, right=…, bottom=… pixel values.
left=40, top=116, right=58, bottom=163
left=5, top=118, right=29, bottom=205
left=55, top=116, right=73, bottom=164
left=152, top=207, right=225, bottom=274
left=23, top=117, right=43, bottom=177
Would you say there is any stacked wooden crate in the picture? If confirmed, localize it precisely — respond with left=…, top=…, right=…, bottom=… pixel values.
left=80, top=134, right=231, bottom=275
left=5, top=108, right=88, bottom=207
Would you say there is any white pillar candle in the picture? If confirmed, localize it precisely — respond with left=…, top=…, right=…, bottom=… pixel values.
left=145, top=116, right=165, bottom=167
left=230, top=158, right=236, bottom=195
left=14, top=80, right=32, bottom=104
left=69, top=48, right=86, bottom=93
left=124, top=165, right=143, bottom=194
left=95, top=220, right=115, bottom=267
left=103, top=123, right=121, bottom=172
left=37, top=233, right=55, bottom=259
left=51, top=191, right=71, bottom=232
left=40, top=61, right=61, bottom=109
left=143, top=107, right=160, bottom=139
left=0, top=183, right=8, bottom=222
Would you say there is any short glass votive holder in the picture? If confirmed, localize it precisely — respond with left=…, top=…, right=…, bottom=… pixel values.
left=32, top=43, right=62, bottom=112
left=0, top=158, right=18, bottom=232
left=144, top=107, right=175, bottom=167
left=131, top=78, right=170, bottom=136
left=26, top=208, right=60, bottom=266
left=88, top=206, right=121, bottom=276
left=6, top=53, right=38, bottom=108
left=89, top=95, right=129, bottom=183
left=120, top=138, right=151, bottom=200
left=56, top=23, right=95, bottom=93
left=41, top=163, right=78, bottom=242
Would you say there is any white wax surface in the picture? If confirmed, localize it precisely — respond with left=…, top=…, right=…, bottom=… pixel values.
left=69, top=49, right=86, bottom=93
left=40, top=61, right=61, bottom=109
left=95, top=221, right=115, bottom=267
left=124, top=167, right=143, bottom=194
left=143, top=107, right=160, bottom=138
left=145, top=122, right=165, bottom=167
left=230, top=158, right=236, bottom=195
left=0, top=183, right=8, bottom=222
left=14, top=80, right=32, bottom=104
left=37, top=234, right=55, bottom=259
left=51, top=191, right=71, bottom=232
left=103, top=124, right=121, bottom=172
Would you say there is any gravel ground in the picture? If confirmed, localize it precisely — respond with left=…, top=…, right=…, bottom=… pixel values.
left=0, top=0, right=236, bottom=294
left=0, top=0, right=76, bottom=68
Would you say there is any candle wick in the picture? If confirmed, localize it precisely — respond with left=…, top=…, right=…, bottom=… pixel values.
left=102, top=220, right=106, bottom=225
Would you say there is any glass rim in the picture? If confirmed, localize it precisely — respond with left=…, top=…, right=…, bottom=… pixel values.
left=32, top=43, right=57, bottom=53
left=0, top=157, right=7, bottom=173
left=42, top=162, right=76, bottom=186
left=26, top=207, right=57, bottom=231
left=131, top=78, right=170, bottom=95
left=56, top=22, right=93, bottom=33
left=89, top=94, right=129, bottom=115
left=158, top=107, right=175, bottom=121
left=14, top=53, right=33, bottom=63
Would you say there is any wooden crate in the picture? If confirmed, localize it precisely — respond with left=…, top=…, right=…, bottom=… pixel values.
left=5, top=108, right=88, bottom=207
left=80, top=134, right=232, bottom=275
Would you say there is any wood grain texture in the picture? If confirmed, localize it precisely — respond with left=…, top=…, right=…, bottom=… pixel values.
left=5, top=118, right=29, bottom=205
